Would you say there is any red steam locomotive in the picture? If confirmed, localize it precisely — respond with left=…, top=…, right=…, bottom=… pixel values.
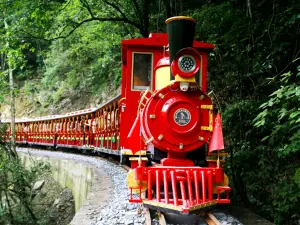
left=3, top=16, right=230, bottom=214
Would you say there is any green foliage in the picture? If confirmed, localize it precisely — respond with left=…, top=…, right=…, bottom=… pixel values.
left=250, top=68, right=300, bottom=223
left=223, top=99, right=300, bottom=224
left=193, top=0, right=300, bottom=103
left=294, top=168, right=300, bottom=187
left=254, top=69, right=300, bottom=156
left=0, top=141, right=50, bottom=224
left=38, top=21, right=125, bottom=108
left=0, top=71, right=9, bottom=103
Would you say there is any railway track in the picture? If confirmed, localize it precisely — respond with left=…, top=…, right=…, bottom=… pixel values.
left=19, top=147, right=225, bottom=225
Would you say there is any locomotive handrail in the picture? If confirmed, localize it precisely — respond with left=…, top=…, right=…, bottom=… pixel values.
left=118, top=97, right=126, bottom=104
left=137, top=89, right=154, bottom=115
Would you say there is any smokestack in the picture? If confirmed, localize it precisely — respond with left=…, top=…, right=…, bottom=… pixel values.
left=166, top=16, right=196, bottom=80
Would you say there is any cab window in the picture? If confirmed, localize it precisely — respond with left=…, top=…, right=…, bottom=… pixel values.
left=132, top=53, right=152, bottom=90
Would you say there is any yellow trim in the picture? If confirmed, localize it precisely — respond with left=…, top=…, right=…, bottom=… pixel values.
left=127, top=169, right=148, bottom=193
left=129, top=157, right=148, bottom=161
left=165, top=16, right=196, bottom=24
left=174, top=76, right=196, bottom=82
left=143, top=200, right=182, bottom=211
left=201, top=105, right=213, bottom=110
left=209, top=152, right=228, bottom=157
left=131, top=52, right=154, bottom=92
left=201, top=105, right=213, bottom=132
left=206, top=159, right=225, bottom=163
left=188, top=201, right=217, bottom=211
left=201, top=126, right=212, bottom=131
left=142, top=200, right=217, bottom=212
left=121, top=149, right=147, bottom=156
left=155, top=66, right=171, bottom=90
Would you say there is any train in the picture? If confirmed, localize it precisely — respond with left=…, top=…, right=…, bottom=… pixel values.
left=2, top=16, right=230, bottom=215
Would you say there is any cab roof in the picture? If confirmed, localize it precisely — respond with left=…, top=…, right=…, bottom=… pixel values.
left=121, top=33, right=214, bottom=64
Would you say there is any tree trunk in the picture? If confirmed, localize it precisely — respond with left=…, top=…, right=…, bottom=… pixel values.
left=4, top=17, right=17, bottom=158
left=8, top=62, right=16, bottom=156
left=162, top=0, right=172, bottom=18
left=141, top=0, right=150, bottom=37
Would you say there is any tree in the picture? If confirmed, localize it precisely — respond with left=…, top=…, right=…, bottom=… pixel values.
left=21, top=0, right=153, bottom=39
left=22, top=0, right=206, bottom=40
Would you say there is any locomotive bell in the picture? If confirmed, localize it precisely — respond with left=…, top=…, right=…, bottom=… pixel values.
left=166, top=16, right=196, bottom=80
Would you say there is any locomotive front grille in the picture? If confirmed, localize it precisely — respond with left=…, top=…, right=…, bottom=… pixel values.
left=129, top=167, right=230, bottom=214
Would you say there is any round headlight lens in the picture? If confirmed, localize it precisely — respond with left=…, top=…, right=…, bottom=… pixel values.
left=178, top=55, right=196, bottom=73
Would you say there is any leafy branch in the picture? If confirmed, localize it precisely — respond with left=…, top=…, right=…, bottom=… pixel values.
left=253, top=68, right=300, bottom=156
left=47, top=0, right=146, bottom=40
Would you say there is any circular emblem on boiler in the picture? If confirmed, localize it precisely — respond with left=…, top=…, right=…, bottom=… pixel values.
left=174, top=108, right=191, bottom=126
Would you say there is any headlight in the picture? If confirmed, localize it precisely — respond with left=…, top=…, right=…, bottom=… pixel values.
left=171, top=47, right=200, bottom=78
left=178, top=55, right=196, bottom=73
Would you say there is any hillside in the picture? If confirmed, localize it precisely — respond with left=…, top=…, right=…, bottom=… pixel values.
left=1, top=21, right=124, bottom=118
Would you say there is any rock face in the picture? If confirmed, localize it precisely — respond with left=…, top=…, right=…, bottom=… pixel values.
left=47, top=189, right=75, bottom=224
left=31, top=172, right=75, bottom=225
